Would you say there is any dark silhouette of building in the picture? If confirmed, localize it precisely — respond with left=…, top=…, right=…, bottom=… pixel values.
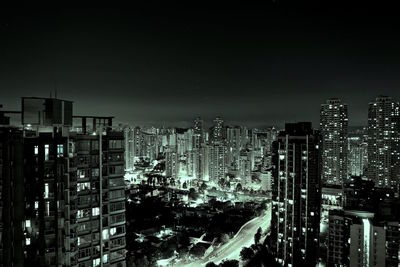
left=0, top=97, right=126, bottom=267
left=271, top=122, right=321, bottom=266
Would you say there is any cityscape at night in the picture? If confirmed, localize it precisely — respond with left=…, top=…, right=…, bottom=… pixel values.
left=1, top=3, right=400, bottom=267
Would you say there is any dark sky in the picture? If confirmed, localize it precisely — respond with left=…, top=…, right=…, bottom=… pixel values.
left=1, top=2, right=400, bottom=127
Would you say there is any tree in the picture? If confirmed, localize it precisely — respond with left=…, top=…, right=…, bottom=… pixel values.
left=205, top=262, right=218, bottom=267
left=189, top=188, right=197, bottom=199
left=240, top=247, right=255, bottom=261
left=236, top=183, right=242, bottom=191
left=254, top=227, right=262, bottom=245
left=200, top=182, right=207, bottom=192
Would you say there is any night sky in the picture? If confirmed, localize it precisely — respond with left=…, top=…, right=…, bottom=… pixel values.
left=1, top=2, right=400, bottom=127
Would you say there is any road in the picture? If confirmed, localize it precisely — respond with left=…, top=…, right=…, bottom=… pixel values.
left=180, top=203, right=272, bottom=267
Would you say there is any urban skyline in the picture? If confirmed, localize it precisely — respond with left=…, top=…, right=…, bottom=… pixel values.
left=2, top=3, right=400, bottom=267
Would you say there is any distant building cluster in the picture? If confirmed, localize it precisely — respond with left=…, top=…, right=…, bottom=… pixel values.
left=123, top=116, right=277, bottom=190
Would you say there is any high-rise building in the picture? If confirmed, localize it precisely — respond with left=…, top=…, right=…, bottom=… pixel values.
left=0, top=126, right=24, bottom=267
left=239, top=148, right=252, bottom=184
left=210, top=117, right=224, bottom=144
left=209, top=143, right=226, bottom=182
left=165, top=147, right=179, bottom=178
left=191, top=145, right=209, bottom=181
left=193, top=118, right=203, bottom=151
left=320, top=98, right=348, bottom=186
left=71, top=116, right=126, bottom=267
left=193, top=117, right=203, bottom=141
left=271, top=122, right=321, bottom=266
left=124, top=127, right=135, bottom=170
left=133, top=127, right=142, bottom=159
left=226, top=126, right=242, bottom=170
left=348, top=136, right=368, bottom=177
left=0, top=97, right=126, bottom=267
left=327, top=210, right=398, bottom=267
left=367, top=96, right=400, bottom=189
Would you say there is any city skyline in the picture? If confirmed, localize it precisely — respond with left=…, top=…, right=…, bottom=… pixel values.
left=2, top=3, right=400, bottom=267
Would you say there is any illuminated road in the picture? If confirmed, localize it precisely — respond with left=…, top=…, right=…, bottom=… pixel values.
left=180, top=203, right=272, bottom=267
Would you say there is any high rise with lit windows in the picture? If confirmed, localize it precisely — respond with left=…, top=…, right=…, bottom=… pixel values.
left=210, top=117, right=224, bottom=144
left=71, top=116, right=126, bottom=267
left=320, top=98, right=348, bottom=186
left=209, top=143, right=226, bottom=182
left=0, top=97, right=126, bottom=267
left=271, top=122, right=321, bottom=266
left=367, top=96, right=400, bottom=189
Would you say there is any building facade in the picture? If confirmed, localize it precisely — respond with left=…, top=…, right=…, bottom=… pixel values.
left=0, top=97, right=126, bottom=267
left=271, top=122, right=321, bottom=266
left=320, top=98, right=348, bottom=186
left=367, top=96, right=400, bottom=189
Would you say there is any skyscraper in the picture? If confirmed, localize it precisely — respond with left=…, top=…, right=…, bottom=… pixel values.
left=165, top=147, right=179, bottom=178
left=348, top=136, right=368, bottom=177
left=327, top=210, right=399, bottom=267
left=271, top=122, right=321, bottom=266
left=367, top=96, right=400, bottom=189
left=0, top=97, right=126, bottom=267
left=320, top=98, right=348, bottom=186
left=226, top=126, right=242, bottom=170
left=71, top=116, right=126, bottom=267
left=210, top=117, right=224, bottom=144
left=0, top=126, right=24, bottom=267
left=193, top=117, right=203, bottom=139
left=209, top=143, right=226, bottom=182
left=124, top=127, right=135, bottom=170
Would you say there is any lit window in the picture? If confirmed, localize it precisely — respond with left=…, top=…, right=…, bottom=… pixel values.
left=34, top=145, right=38, bottom=155
left=102, top=229, right=109, bottom=240
left=44, top=183, right=49, bottom=198
left=26, top=237, right=31, bottom=245
left=44, top=144, right=49, bottom=161
left=92, top=207, right=100, bottom=216
left=57, top=144, right=63, bottom=157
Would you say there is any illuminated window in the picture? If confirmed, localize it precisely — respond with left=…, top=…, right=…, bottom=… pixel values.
left=92, top=207, right=100, bottom=216
left=44, top=183, right=49, bottom=198
left=57, top=144, right=63, bottom=157
left=102, top=229, right=109, bottom=240
left=44, top=144, right=49, bottom=161
left=34, top=145, right=38, bottom=155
